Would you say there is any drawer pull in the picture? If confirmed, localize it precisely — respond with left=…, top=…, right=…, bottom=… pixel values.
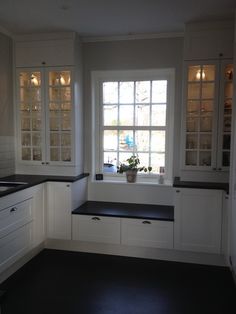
left=142, top=220, right=151, bottom=224
left=92, top=217, right=101, bottom=221
left=10, top=207, right=17, bottom=213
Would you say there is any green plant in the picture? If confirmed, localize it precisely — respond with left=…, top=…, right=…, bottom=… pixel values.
left=117, top=155, right=152, bottom=174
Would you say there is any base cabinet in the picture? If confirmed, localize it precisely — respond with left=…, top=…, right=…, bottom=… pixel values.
left=174, top=188, right=223, bottom=253
left=121, top=218, right=173, bottom=249
left=46, top=182, right=72, bottom=240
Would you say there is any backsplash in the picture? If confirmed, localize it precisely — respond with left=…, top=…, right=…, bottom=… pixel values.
left=0, top=136, right=15, bottom=177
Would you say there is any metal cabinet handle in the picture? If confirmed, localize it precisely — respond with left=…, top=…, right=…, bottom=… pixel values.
left=92, top=217, right=101, bottom=221
left=142, top=220, right=151, bottom=224
left=218, top=168, right=222, bottom=171
left=46, top=162, right=49, bottom=165
left=42, top=162, right=45, bottom=165
left=212, top=167, right=217, bottom=170
left=176, top=190, right=180, bottom=193
left=10, top=207, right=17, bottom=213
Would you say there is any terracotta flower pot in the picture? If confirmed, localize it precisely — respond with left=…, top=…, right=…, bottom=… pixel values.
left=126, top=170, right=137, bottom=183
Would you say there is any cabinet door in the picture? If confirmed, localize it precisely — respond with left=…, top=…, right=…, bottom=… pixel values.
left=121, top=218, right=173, bottom=249
left=45, top=68, right=74, bottom=165
left=217, top=61, right=234, bottom=170
left=16, top=68, right=46, bottom=164
left=32, top=184, right=45, bottom=247
left=47, top=182, right=72, bottom=240
left=15, top=39, right=74, bottom=67
left=174, top=188, right=222, bottom=253
left=183, top=61, right=219, bottom=170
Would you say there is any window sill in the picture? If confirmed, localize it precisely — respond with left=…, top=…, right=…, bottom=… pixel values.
left=91, top=174, right=173, bottom=187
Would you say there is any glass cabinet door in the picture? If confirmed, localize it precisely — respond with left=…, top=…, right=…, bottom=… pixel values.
left=185, top=64, right=216, bottom=168
left=47, top=70, right=72, bottom=163
left=18, top=70, right=43, bottom=162
left=218, top=62, right=233, bottom=169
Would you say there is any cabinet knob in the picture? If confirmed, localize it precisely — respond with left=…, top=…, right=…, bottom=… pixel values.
left=218, top=168, right=222, bottom=171
left=142, top=220, right=151, bottom=224
left=212, top=167, right=217, bottom=171
left=42, top=61, right=46, bottom=65
left=66, top=184, right=70, bottom=187
left=42, top=162, right=45, bottom=165
left=46, top=162, right=49, bottom=165
left=176, top=190, right=180, bottom=193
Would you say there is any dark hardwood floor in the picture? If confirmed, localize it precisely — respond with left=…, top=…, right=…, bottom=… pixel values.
left=1, top=249, right=236, bottom=314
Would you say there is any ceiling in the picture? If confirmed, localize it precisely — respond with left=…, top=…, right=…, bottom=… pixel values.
left=0, top=0, right=235, bottom=39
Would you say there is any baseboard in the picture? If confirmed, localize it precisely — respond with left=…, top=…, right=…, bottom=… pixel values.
left=45, top=239, right=226, bottom=267
left=0, top=243, right=45, bottom=284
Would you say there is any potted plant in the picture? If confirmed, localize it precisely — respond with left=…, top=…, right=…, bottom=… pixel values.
left=117, top=155, right=152, bottom=183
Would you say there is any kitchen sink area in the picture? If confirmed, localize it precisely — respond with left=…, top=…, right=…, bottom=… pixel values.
left=0, top=181, right=28, bottom=192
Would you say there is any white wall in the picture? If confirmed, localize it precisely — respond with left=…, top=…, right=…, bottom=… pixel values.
left=83, top=37, right=183, bottom=203
left=0, top=32, right=14, bottom=177
left=229, top=12, right=236, bottom=277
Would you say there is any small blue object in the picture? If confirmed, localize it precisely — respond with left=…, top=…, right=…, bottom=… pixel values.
left=103, top=163, right=117, bottom=173
left=125, top=135, right=134, bottom=147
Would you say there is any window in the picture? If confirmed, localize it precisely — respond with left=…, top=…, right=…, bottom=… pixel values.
left=92, top=69, right=175, bottom=182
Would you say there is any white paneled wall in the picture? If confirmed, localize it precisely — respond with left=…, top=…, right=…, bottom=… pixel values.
left=0, top=136, right=15, bottom=177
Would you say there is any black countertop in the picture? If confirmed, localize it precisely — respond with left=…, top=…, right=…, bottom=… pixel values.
left=173, top=177, right=229, bottom=193
left=0, top=173, right=89, bottom=198
left=72, top=201, right=174, bottom=221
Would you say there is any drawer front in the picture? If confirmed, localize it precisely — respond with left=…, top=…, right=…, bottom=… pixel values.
left=121, top=218, right=173, bottom=249
left=72, top=215, right=121, bottom=244
left=0, top=198, right=33, bottom=239
left=0, top=223, right=31, bottom=273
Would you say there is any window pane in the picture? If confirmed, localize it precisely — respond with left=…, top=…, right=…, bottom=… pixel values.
left=152, top=105, right=166, bottom=126
left=104, top=130, right=117, bottom=151
left=119, top=105, right=134, bottom=126
left=135, top=104, right=150, bottom=126
left=188, top=83, right=200, bottom=99
left=135, top=81, right=150, bottom=103
left=104, top=105, right=118, bottom=126
left=103, top=152, right=117, bottom=166
left=202, top=83, right=214, bottom=99
left=103, top=82, right=118, bottom=104
left=119, top=130, right=134, bottom=151
left=119, top=152, right=133, bottom=164
left=137, top=153, right=149, bottom=168
left=152, top=80, right=167, bottom=103
left=119, top=82, right=134, bottom=103
left=135, top=131, right=149, bottom=151
left=151, top=131, right=165, bottom=152
left=151, top=153, right=165, bottom=173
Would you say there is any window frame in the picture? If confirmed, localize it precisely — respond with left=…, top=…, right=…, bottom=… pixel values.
left=92, top=69, right=175, bottom=183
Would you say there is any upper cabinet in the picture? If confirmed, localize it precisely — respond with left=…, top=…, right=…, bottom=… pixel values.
left=14, top=33, right=84, bottom=176
left=181, top=21, right=234, bottom=181
left=184, top=20, right=234, bottom=60
left=15, top=33, right=75, bottom=67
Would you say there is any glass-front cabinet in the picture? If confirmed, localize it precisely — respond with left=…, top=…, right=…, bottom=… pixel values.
left=183, top=60, right=233, bottom=171
left=17, top=67, right=73, bottom=165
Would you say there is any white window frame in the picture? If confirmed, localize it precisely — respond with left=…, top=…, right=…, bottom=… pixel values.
left=91, top=69, right=175, bottom=183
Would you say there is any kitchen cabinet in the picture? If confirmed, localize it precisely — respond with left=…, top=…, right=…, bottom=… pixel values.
left=0, top=194, right=33, bottom=274
left=121, top=218, right=173, bottom=249
left=31, top=184, right=45, bottom=247
left=72, top=215, right=121, bottom=244
left=14, top=33, right=83, bottom=176
left=174, top=188, right=223, bottom=253
left=46, top=178, right=87, bottom=240
left=182, top=60, right=233, bottom=171
left=46, top=182, right=72, bottom=240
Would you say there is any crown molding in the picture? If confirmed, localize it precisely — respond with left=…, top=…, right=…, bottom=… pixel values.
left=81, top=32, right=184, bottom=43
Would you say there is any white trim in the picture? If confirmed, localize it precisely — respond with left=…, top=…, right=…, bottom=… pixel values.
left=82, top=32, right=184, bottom=43
left=91, top=69, right=175, bottom=182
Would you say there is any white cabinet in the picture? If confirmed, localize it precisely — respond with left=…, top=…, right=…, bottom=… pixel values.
left=31, top=184, right=45, bottom=247
left=121, top=218, right=173, bottom=249
left=184, top=20, right=234, bottom=61
left=46, top=178, right=88, bottom=240
left=0, top=194, right=33, bottom=274
left=14, top=32, right=83, bottom=176
left=46, top=182, right=72, bottom=240
left=182, top=60, right=233, bottom=172
left=174, top=188, right=223, bottom=253
left=15, top=33, right=76, bottom=67
left=72, top=215, right=121, bottom=244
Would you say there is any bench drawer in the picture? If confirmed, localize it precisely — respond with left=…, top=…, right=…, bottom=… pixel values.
left=121, top=218, right=173, bottom=249
left=72, top=215, right=121, bottom=244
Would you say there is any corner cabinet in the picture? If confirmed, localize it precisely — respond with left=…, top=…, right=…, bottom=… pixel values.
left=14, top=33, right=83, bottom=176
left=182, top=60, right=233, bottom=172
